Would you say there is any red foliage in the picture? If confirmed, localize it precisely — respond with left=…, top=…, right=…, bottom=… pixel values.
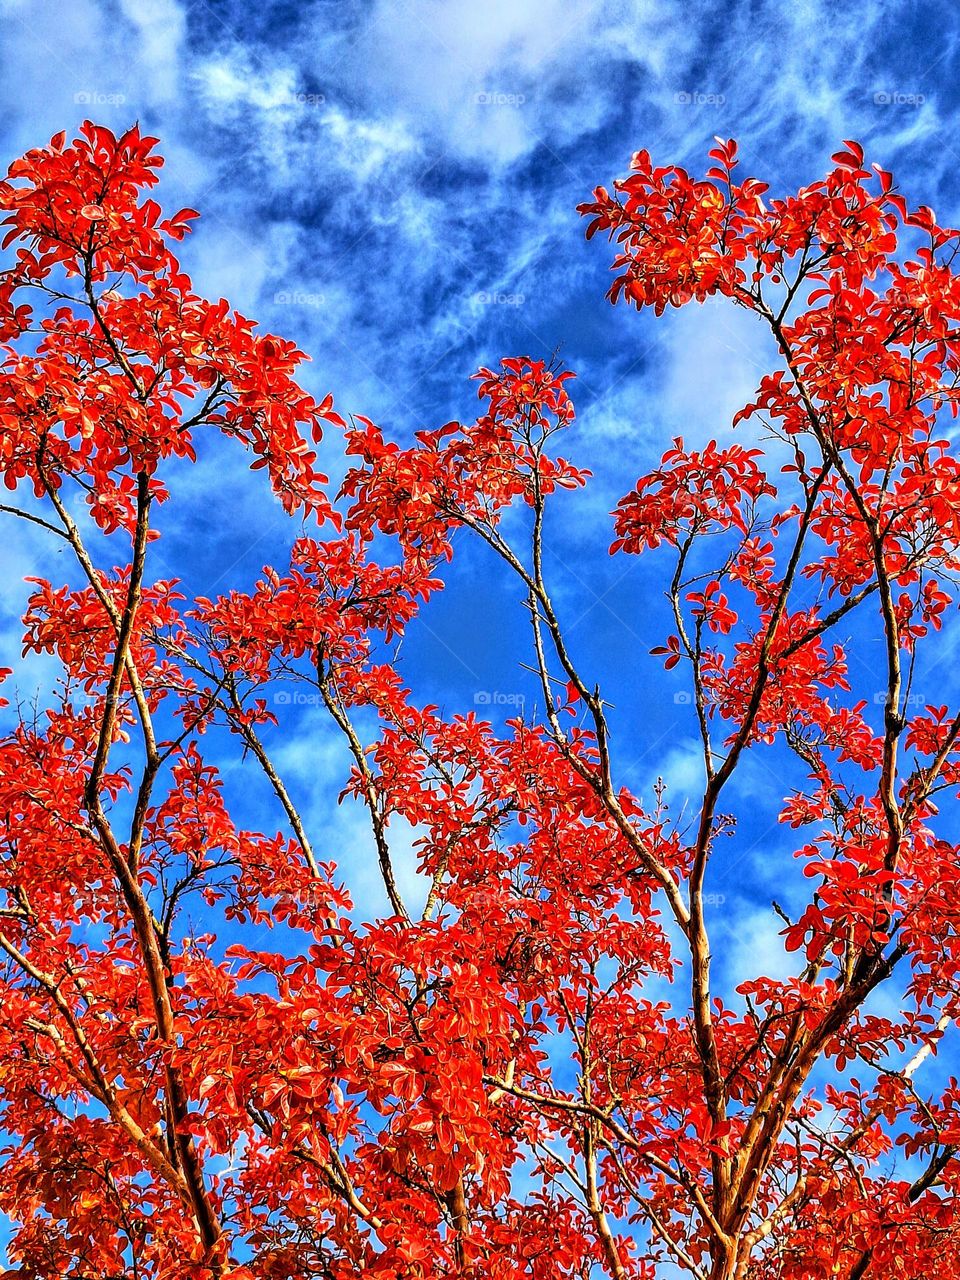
left=1, top=123, right=960, bottom=1279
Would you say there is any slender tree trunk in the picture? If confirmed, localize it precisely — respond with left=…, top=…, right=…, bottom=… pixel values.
left=709, top=1242, right=741, bottom=1280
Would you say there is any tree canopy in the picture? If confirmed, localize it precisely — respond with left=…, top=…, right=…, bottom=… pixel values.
left=1, top=123, right=960, bottom=1279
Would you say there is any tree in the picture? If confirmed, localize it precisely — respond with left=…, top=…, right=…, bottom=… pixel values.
left=0, top=120, right=960, bottom=1279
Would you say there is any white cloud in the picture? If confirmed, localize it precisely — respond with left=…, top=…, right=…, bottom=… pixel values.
left=320, top=105, right=421, bottom=181
left=655, top=298, right=772, bottom=446
left=648, top=738, right=705, bottom=809
left=719, top=903, right=797, bottom=989
left=117, top=0, right=185, bottom=105
left=194, top=51, right=319, bottom=117
left=345, top=0, right=700, bottom=166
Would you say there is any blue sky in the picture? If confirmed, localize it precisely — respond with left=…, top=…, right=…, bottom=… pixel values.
left=2, top=0, right=960, bottom=1081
